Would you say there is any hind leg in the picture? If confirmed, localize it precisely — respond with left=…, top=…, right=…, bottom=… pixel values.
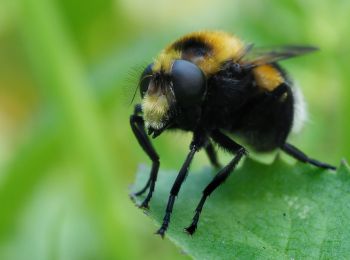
left=281, top=143, right=336, bottom=170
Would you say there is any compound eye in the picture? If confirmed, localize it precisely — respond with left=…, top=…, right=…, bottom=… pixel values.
left=139, top=63, right=153, bottom=97
left=171, top=60, right=206, bottom=107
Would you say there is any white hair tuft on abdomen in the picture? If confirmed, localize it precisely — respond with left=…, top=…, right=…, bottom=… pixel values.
left=291, top=83, right=308, bottom=133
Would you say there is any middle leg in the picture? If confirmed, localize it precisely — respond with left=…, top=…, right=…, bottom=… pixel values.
left=155, top=145, right=197, bottom=237
left=205, top=141, right=221, bottom=168
left=156, top=131, right=207, bottom=237
left=185, top=130, right=247, bottom=235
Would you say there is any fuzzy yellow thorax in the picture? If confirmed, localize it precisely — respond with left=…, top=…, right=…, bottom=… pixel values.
left=152, top=31, right=245, bottom=76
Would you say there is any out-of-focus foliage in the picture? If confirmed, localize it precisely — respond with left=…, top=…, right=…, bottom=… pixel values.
left=0, top=0, right=348, bottom=259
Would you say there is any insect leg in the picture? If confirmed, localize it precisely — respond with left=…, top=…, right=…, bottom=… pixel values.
left=185, top=130, right=246, bottom=235
left=155, top=136, right=204, bottom=238
left=281, top=143, right=336, bottom=170
left=130, top=104, right=160, bottom=208
left=205, top=141, right=221, bottom=168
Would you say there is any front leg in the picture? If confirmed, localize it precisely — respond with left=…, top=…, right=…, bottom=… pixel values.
left=130, top=104, right=159, bottom=209
left=156, top=131, right=206, bottom=238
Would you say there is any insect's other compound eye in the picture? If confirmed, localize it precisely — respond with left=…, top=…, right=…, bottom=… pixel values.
left=139, top=63, right=153, bottom=97
left=171, top=60, right=206, bottom=107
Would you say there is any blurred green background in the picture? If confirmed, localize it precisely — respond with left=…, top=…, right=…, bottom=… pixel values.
left=0, top=0, right=349, bottom=259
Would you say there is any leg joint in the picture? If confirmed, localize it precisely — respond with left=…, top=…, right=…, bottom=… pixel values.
left=237, top=147, right=248, bottom=157
left=211, top=130, right=243, bottom=155
left=130, top=114, right=143, bottom=124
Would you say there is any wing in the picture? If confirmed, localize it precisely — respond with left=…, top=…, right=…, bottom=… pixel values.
left=240, top=45, right=319, bottom=68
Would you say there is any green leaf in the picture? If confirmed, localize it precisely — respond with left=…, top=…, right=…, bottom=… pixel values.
left=132, top=158, right=350, bottom=259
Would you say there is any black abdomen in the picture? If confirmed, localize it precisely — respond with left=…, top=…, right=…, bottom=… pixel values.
left=203, top=61, right=295, bottom=152
left=231, top=83, right=294, bottom=151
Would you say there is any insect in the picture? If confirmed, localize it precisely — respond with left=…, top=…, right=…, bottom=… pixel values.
left=130, top=31, right=336, bottom=237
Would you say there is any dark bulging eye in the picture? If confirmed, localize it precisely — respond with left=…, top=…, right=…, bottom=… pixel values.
left=171, top=60, right=206, bottom=107
left=139, top=63, right=153, bottom=97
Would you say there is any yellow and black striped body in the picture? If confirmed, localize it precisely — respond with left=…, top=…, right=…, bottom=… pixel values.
left=142, top=31, right=294, bottom=151
left=131, top=31, right=336, bottom=237
left=152, top=31, right=285, bottom=92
